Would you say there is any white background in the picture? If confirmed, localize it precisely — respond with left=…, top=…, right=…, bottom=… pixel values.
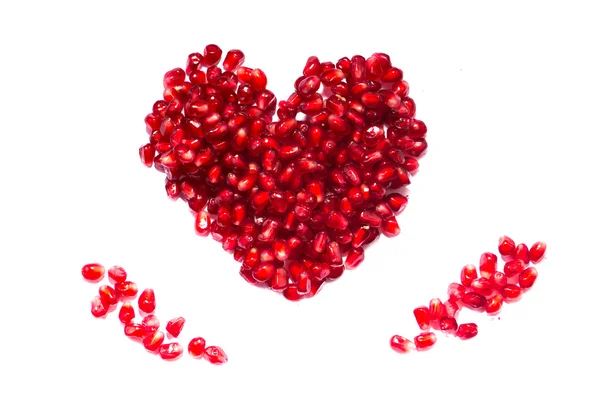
left=1, top=0, right=599, bottom=399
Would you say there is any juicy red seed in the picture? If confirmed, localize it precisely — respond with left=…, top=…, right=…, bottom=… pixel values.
left=504, top=259, right=526, bottom=278
left=326, top=211, right=349, bottom=230
left=345, top=247, right=365, bottom=270
left=124, top=323, right=147, bottom=339
left=479, top=252, right=497, bottom=279
left=91, top=296, right=108, bottom=318
left=519, top=267, right=538, bottom=289
left=381, top=216, right=401, bottom=237
left=223, top=49, right=245, bottom=71
left=82, top=263, right=105, bottom=282
left=159, top=342, right=184, bottom=360
left=108, top=266, right=127, bottom=283
left=303, top=56, right=321, bottom=76
left=283, top=285, right=305, bottom=301
left=253, top=263, right=275, bottom=282
left=386, top=193, right=408, bottom=213
left=491, top=271, right=508, bottom=289
left=448, top=283, right=466, bottom=302
left=529, top=242, right=547, bottom=263
left=460, top=264, right=478, bottom=287
left=485, top=294, right=503, bottom=314
left=297, top=272, right=312, bottom=295
left=139, top=144, right=155, bottom=167
left=138, top=288, right=156, bottom=313
left=115, top=281, right=138, bottom=298
left=439, top=316, right=458, bottom=333
left=203, top=346, right=228, bottom=364
left=250, top=69, right=268, bottom=91
left=513, top=243, right=530, bottom=264
left=471, top=277, right=494, bottom=297
left=194, top=211, right=211, bottom=236
left=429, top=298, right=444, bottom=320
left=165, top=317, right=186, bottom=338
left=498, top=235, right=516, bottom=256
left=118, top=302, right=135, bottom=323
left=142, top=314, right=160, bottom=333
left=390, top=335, right=415, bottom=353
left=444, top=300, right=460, bottom=318
left=462, top=292, right=486, bottom=310
left=143, top=330, right=165, bottom=352
left=99, top=285, right=119, bottom=306
left=501, top=284, right=522, bottom=301
left=414, top=332, right=437, bottom=350
left=188, top=337, right=207, bottom=357
left=456, top=323, right=478, bottom=340
left=203, top=44, right=222, bottom=66
left=413, top=306, right=431, bottom=330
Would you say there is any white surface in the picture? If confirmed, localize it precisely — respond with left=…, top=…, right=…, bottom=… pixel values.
left=1, top=0, right=599, bottom=399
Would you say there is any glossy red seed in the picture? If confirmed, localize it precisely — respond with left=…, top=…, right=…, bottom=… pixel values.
left=501, top=284, right=522, bottom=301
left=118, top=302, right=135, bottom=323
left=165, top=317, right=185, bottom=338
left=115, top=281, right=138, bottom=298
left=414, top=332, right=437, bottom=350
left=345, top=247, right=365, bottom=270
left=462, top=292, right=486, bottom=310
left=448, top=283, right=466, bottom=302
left=253, top=263, right=275, bottom=282
left=99, top=285, right=119, bottom=306
left=456, top=323, right=478, bottom=340
left=223, top=49, right=245, bottom=71
left=479, top=252, right=497, bottom=279
left=143, top=330, right=165, bottom=352
left=413, top=306, right=431, bottom=330
left=108, top=266, right=127, bottom=283
left=519, top=267, right=538, bottom=289
left=159, top=342, right=183, bottom=360
left=504, top=259, right=526, bottom=278
left=460, top=264, right=478, bottom=287
left=297, top=272, right=312, bottom=294
left=82, top=263, right=105, bottom=282
left=498, top=235, right=516, bottom=256
left=124, top=323, right=147, bottom=339
left=491, top=271, right=508, bottom=289
left=439, top=316, right=458, bottom=333
left=139, top=144, right=155, bottom=167
left=138, top=288, right=156, bottom=313
left=381, top=216, right=401, bottom=237
left=485, top=294, right=503, bottom=314
left=513, top=243, right=530, bottom=264
left=194, top=211, right=211, bottom=236
left=203, top=44, right=222, bottom=66
left=444, top=300, right=460, bottom=318
left=283, top=285, right=305, bottom=301
left=142, top=314, right=160, bottom=333
left=91, top=296, right=108, bottom=318
left=203, top=346, right=228, bottom=364
left=429, top=298, right=445, bottom=320
left=471, top=277, right=494, bottom=297
left=529, top=242, right=547, bottom=263
left=188, top=337, right=207, bottom=357
left=390, top=335, right=415, bottom=353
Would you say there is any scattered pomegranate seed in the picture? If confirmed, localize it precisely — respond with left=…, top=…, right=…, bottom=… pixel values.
left=456, top=323, right=478, bottom=340
left=462, top=292, right=486, bottom=310
left=138, top=288, right=156, bottom=313
left=188, top=337, right=207, bottom=357
left=414, top=332, right=437, bottom=350
left=166, top=317, right=186, bottom=338
left=82, top=263, right=105, bottom=282
left=429, top=298, right=444, bottom=320
left=439, top=316, right=458, bottom=333
left=91, top=296, right=108, bottom=318
left=108, top=266, right=127, bottom=283
left=143, top=330, right=165, bottom=352
left=159, top=342, right=184, bottom=360
left=203, top=346, right=228, bottom=364
left=470, top=277, right=494, bottom=297
left=519, top=267, right=538, bottom=289
left=118, top=302, right=135, bottom=323
left=447, top=283, right=466, bottom=302
left=498, top=235, right=516, bottom=256
left=479, top=252, right=497, bottom=279
left=504, top=259, right=526, bottom=278
left=513, top=243, right=530, bottom=264
left=529, top=241, right=547, bottom=263
left=413, top=307, right=431, bottom=330
left=98, top=285, right=119, bottom=306
left=501, top=284, right=522, bottom=301
left=115, top=281, right=138, bottom=298
left=390, top=335, right=415, bottom=353
left=485, top=294, right=503, bottom=314
left=124, top=323, right=147, bottom=339
left=142, top=314, right=160, bottom=333
left=460, top=264, right=478, bottom=287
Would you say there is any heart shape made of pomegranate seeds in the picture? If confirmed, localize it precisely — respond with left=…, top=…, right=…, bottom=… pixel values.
left=139, top=44, right=428, bottom=301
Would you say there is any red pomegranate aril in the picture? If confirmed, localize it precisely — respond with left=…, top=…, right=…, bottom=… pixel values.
left=91, top=296, right=108, bottom=318
left=414, top=332, right=437, bottom=350
left=359, top=210, right=382, bottom=228
left=269, top=267, right=289, bottom=291
left=479, top=252, right=497, bottom=279
left=204, top=346, right=228, bottom=365
left=471, top=277, right=494, bottom=297
left=107, top=266, right=127, bottom=283
left=448, top=283, right=466, bottom=302
left=456, top=323, right=478, bottom=340
left=223, top=49, right=245, bottom=71
left=529, top=242, right=547, bottom=263
left=194, top=211, right=211, bottom=236
left=118, top=302, right=135, bottom=324
left=386, top=193, right=408, bottom=213
left=504, top=259, right=526, bottom=278
left=326, top=241, right=342, bottom=265
left=253, top=263, right=275, bottom=282
left=166, top=317, right=186, bottom=338
left=124, top=323, right=147, bottom=339
left=513, top=243, right=530, bottom=264
left=82, top=263, right=105, bottom=282
left=444, top=300, right=460, bottom=318
left=159, top=342, right=183, bottom=360
left=297, top=272, right=312, bottom=294
left=115, top=281, right=138, bottom=298
left=139, top=144, right=155, bottom=167
left=345, top=247, right=365, bottom=270
left=485, top=294, right=503, bottom=314
left=283, top=285, right=305, bottom=301
left=303, top=56, right=321, bottom=76
left=202, top=44, right=222, bottom=66
left=460, top=264, right=478, bottom=287
left=250, top=68, right=268, bottom=91
left=138, top=288, right=156, bottom=314
left=326, top=211, right=349, bottom=230
left=439, top=316, right=458, bottom=333
left=491, top=271, right=508, bottom=289
left=462, top=292, right=486, bottom=310
left=188, top=337, right=207, bottom=358
left=99, top=285, right=119, bottom=306
left=414, top=306, right=431, bottom=330
left=498, top=235, right=516, bottom=256
left=501, top=284, right=522, bottom=301
left=519, top=267, right=538, bottom=289
left=390, top=335, right=415, bottom=353
left=381, top=217, right=401, bottom=237
left=429, top=298, right=444, bottom=320
left=143, top=330, right=165, bottom=352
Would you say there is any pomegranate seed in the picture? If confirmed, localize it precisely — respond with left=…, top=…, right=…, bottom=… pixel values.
left=118, top=302, right=135, bottom=323
left=462, top=292, right=486, bottom=310
left=253, top=263, right=275, bottom=282
left=444, top=300, right=460, bottom=319
left=529, top=241, right=547, bottom=263
left=345, top=247, right=365, bottom=270
left=501, top=284, right=522, bottom=301
left=115, top=281, right=138, bottom=298
left=471, top=277, right=494, bottom=297
left=460, top=264, right=478, bottom=287
left=390, top=335, right=415, bottom=353
left=142, top=314, right=160, bottom=333
left=439, top=316, right=458, bottom=333
left=413, top=306, right=431, bottom=330
left=159, top=342, right=184, bottom=360
left=429, top=298, right=444, bottom=320
left=194, top=211, right=211, bottom=236
left=381, top=217, right=401, bottom=237
left=188, top=337, right=207, bottom=357
left=91, top=296, right=108, bottom=318
left=297, top=272, right=312, bottom=295
left=456, top=323, right=478, bottom=340
left=203, top=44, right=222, bottom=66
left=479, top=252, right=497, bottom=279
left=504, top=259, right=526, bottom=278
left=448, top=283, right=466, bottom=302
left=138, top=288, right=156, bottom=313
left=414, top=332, right=437, bottom=350
left=513, top=243, right=530, bottom=264
left=108, top=266, right=127, bottom=283
left=124, top=323, right=147, bottom=339
left=223, top=49, right=245, bottom=71
left=203, top=346, right=228, bottom=364
left=283, top=285, right=305, bottom=301
left=485, top=294, right=503, bottom=314
left=491, top=271, right=508, bottom=289
left=99, top=285, right=119, bottom=306
left=143, top=330, right=165, bottom=352
left=519, top=267, right=538, bottom=289
left=82, top=263, right=105, bottom=282
left=139, top=144, right=155, bottom=167
left=498, top=235, right=516, bottom=256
